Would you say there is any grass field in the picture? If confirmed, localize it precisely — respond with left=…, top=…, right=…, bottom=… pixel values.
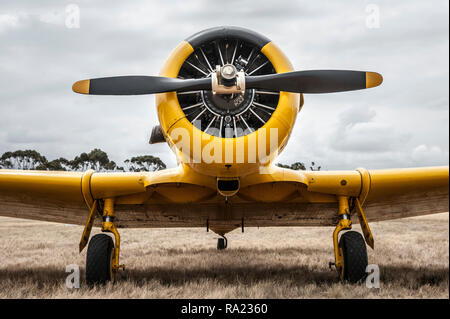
left=0, top=213, right=448, bottom=298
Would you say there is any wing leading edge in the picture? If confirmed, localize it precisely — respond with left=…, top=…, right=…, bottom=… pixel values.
left=0, top=165, right=448, bottom=227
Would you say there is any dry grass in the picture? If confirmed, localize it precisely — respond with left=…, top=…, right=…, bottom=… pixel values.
left=0, top=213, right=448, bottom=298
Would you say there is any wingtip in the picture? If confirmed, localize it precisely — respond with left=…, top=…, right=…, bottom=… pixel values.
left=366, top=72, right=383, bottom=88
left=72, top=80, right=90, bottom=94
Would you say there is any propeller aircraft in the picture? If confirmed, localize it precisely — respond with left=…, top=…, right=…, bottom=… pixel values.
left=0, top=26, right=448, bottom=284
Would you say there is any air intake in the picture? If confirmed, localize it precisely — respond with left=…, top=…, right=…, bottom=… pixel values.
left=217, top=178, right=240, bottom=197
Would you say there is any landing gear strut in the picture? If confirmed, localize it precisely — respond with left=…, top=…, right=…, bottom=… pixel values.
left=331, top=196, right=371, bottom=283
left=81, top=198, right=125, bottom=285
left=217, top=235, right=228, bottom=250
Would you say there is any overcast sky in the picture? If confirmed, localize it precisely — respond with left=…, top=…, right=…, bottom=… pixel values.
left=0, top=0, right=448, bottom=170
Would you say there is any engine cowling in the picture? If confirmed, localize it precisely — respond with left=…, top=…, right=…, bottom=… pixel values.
left=156, top=26, right=301, bottom=177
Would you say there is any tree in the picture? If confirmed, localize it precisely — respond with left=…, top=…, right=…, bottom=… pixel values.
left=70, top=148, right=119, bottom=172
left=0, top=156, right=11, bottom=169
left=0, top=148, right=164, bottom=172
left=276, top=161, right=306, bottom=170
left=276, top=161, right=321, bottom=171
left=86, top=148, right=110, bottom=171
left=70, top=152, right=90, bottom=171
left=124, top=155, right=166, bottom=172
left=105, top=161, right=124, bottom=172
left=0, top=150, right=48, bottom=170
left=310, top=161, right=321, bottom=171
left=45, top=158, right=71, bottom=171
left=291, top=162, right=307, bottom=170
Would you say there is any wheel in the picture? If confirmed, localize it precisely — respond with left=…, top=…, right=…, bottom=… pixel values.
left=86, top=233, right=114, bottom=285
left=217, top=237, right=227, bottom=250
left=339, top=231, right=368, bottom=283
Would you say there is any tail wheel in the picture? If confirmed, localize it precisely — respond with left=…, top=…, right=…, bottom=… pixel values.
left=86, top=233, right=115, bottom=285
left=217, top=237, right=227, bottom=250
left=339, top=231, right=368, bottom=283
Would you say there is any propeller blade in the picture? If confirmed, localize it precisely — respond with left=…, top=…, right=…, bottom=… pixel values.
left=72, top=76, right=211, bottom=95
left=246, top=70, right=382, bottom=93
left=73, top=70, right=382, bottom=96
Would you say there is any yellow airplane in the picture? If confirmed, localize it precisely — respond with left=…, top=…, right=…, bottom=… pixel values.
left=0, top=26, right=448, bottom=285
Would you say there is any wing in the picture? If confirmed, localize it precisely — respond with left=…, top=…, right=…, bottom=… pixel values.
left=0, top=165, right=448, bottom=229
left=0, top=166, right=216, bottom=226
left=353, top=166, right=449, bottom=222
left=237, top=165, right=449, bottom=226
left=0, top=169, right=89, bottom=224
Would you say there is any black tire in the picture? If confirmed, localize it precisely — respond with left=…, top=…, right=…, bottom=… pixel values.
left=217, top=238, right=226, bottom=250
left=86, top=233, right=114, bottom=285
left=339, top=231, right=368, bottom=283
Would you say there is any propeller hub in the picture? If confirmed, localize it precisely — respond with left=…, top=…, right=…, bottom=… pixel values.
left=201, top=89, right=255, bottom=116
left=221, top=64, right=237, bottom=82
left=211, top=65, right=245, bottom=95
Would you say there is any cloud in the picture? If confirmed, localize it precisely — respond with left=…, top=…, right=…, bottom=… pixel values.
left=411, top=145, right=449, bottom=166
left=339, top=106, right=377, bottom=127
left=0, top=14, right=21, bottom=32
left=329, top=106, right=411, bottom=153
left=0, top=1, right=448, bottom=171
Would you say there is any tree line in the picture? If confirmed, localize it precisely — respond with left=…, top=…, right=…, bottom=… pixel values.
left=0, top=149, right=320, bottom=172
left=0, top=149, right=166, bottom=172
left=276, top=161, right=321, bottom=171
